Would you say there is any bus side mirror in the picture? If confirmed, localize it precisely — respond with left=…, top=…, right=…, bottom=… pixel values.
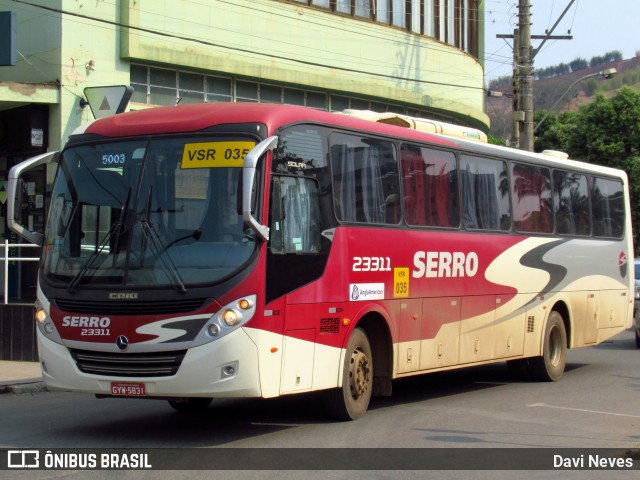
left=236, top=168, right=259, bottom=216
left=242, top=136, right=278, bottom=242
left=7, top=151, right=59, bottom=246
left=12, top=177, right=25, bottom=217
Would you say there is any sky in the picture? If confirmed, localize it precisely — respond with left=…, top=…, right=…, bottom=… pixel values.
left=483, top=0, right=640, bottom=83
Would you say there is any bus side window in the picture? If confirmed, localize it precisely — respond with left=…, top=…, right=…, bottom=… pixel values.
left=270, top=175, right=321, bottom=254
left=401, top=144, right=459, bottom=228
left=553, top=170, right=590, bottom=236
left=511, top=163, right=553, bottom=234
left=330, top=133, right=399, bottom=225
left=592, top=177, right=625, bottom=238
left=460, top=155, right=510, bottom=231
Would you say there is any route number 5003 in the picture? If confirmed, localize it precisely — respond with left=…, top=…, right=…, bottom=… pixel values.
left=352, top=256, right=391, bottom=272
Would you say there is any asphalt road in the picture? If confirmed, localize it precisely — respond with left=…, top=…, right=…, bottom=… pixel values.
left=1, top=328, right=638, bottom=480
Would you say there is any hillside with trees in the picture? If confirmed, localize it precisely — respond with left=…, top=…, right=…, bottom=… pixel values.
left=485, top=51, right=640, bottom=252
left=486, top=51, right=640, bottom=140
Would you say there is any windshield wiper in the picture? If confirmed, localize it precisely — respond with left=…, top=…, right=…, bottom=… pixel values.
left=139, top=186, right=187, bottom=293
left=112, top=187, right=132, bottom=264
left=67, top=188, right=132, bottom=293
left=164, top=229, right=202, bottom=249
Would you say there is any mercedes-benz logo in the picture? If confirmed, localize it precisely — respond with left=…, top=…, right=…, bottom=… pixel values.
left=116, top=335, right=129, bottom=351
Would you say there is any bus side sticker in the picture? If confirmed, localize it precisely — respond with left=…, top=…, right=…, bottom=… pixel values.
left=393, top=267, right=410, bottom=298
left=350, top=283, right=385, bottom=301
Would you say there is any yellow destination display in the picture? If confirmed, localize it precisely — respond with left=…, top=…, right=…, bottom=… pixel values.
left=181, top=141, right=256, bottom=169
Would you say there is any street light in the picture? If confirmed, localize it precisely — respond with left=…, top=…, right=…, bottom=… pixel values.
left=533, top=68, right=617, bottom=133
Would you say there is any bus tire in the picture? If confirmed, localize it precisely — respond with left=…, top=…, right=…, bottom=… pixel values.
left=635, top=329, right=640, bottom=349
left=324, top=327, right=373, bottom=421
left=168, top=397, right=212, bottom=413
left=528, top=311, right=567, bottom=382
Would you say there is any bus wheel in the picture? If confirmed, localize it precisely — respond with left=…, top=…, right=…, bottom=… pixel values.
left=324, top=327, right=373, bottom=421
left=528, top=311, right=567, bottom=382
left=635, top=329, right=640, bottom=349
left=168, top=398, right=212, bottom=413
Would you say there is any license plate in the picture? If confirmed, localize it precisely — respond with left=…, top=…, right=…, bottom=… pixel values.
left=111, top=382, right=147, bottom=397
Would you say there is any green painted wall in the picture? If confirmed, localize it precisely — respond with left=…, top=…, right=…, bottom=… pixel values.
left=0, top=0, right=130, bottom=148
left=0, top=0, right=488, bottom=149
left=121, top=0, right=488, bottom=128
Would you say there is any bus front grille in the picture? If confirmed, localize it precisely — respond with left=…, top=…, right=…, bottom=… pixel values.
left=54, top=298, right=209, bottom=315
left=69, top=349, right=187, bottom=377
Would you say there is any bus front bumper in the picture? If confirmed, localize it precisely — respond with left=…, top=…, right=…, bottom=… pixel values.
left=36, top=327, right=263, bottom=398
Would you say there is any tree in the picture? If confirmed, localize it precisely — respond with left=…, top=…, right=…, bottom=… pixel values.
left=541, top=87, right=640, bottom=252
left=567, top=88, right=640, bottom=168
left=569, top=58, right=588, bottom=72
left=533, top=110, right=577, bottom=153
left=583, top=78, right=598, bottom=97
left=488, top=134, right=507, bottom=146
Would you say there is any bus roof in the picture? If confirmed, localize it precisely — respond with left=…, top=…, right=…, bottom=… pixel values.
left=83, top=102, right=458, bottom=147
left=80, top=103, right=625, bottom=180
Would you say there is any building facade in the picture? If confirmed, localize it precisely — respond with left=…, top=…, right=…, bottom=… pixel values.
left=0, top=0, right=486, bottom=303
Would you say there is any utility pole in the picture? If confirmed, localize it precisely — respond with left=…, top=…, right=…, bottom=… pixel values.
left=511, top=29, right=521, bottom=149
left=518, top=0, right=534, bottom=151
left=496, top=0, right=575, bottom=151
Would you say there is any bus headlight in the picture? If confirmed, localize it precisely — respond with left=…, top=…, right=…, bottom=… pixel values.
left=222, top=309, right=240, bottom=326
left=33, top=302, right=63, bottom=344
left=35, top=308, right=47, bottom=324
left=197, top=295, right=257, bottom=345
left=238, top=298, right=253, bottom=310
left=35, top=307, right=55, bottom=335
left=218, top=296, right=256, bottom=326
left=207, top=324, right=220, bottom=337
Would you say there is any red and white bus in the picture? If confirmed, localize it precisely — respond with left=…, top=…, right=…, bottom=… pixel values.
left=8, top=103, right=633, bottom=420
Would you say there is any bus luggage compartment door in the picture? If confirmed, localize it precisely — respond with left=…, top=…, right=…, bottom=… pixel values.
left=397, top=299, right=422, bottom=373
left=281, top=328, right=315, bottom=393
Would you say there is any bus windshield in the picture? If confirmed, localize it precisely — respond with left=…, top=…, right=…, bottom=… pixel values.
left=42, top=136, right=258, bottom=290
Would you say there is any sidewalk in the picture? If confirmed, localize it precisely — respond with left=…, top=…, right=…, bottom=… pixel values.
left=0, top=360, right=46, bottom=394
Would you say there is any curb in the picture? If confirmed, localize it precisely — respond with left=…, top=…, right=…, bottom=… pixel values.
left=0, top=381, right=47, bottom=395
